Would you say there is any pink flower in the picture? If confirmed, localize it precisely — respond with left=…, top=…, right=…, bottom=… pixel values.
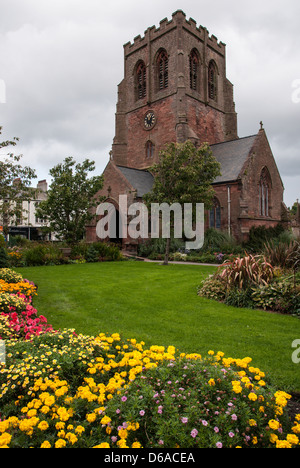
left=121, top=396, right=127, bottom=402
left=139, top=410, right=145, bottom=416
left=181, top=417, right=188, bottom=424
left=229, top=432, right=235, bottom=438
left=216, top=442, right=223, bottom=448
left=214, top=426, right=219, bottom=433
left=191, top=429, right=198, bottom=438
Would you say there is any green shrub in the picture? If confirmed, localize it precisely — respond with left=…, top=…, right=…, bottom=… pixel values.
left=225, top=287, right=254, bottom=309
left=218, top=254, right=274, bottom=289
left=251, top=281, right=300, bottom=315
left=0, top=247, right=9, bottom=268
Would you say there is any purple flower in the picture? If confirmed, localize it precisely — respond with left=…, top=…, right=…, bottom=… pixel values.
left=191, top=429, right=198, bottom=438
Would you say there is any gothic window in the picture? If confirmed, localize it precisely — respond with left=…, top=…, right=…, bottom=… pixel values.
left=259, top=167, right=271, bottom=217
left=208, top=61, right=217, bottom=101
left=189, top=49, right=200, bottom=92
left=135, top=61, right=146, bottom=100
left=157, top=49, right=168, bottom=90
left=146, top=140, right=154, bottom=159
left=209, top=198, right=221, bottom=229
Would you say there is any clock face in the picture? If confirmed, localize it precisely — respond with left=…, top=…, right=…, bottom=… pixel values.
left=144, top=111, right=156, bottom=130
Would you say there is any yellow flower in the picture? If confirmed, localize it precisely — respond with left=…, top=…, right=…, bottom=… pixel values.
left=40, top=441, right=51, bottom=448
left=86, top=413, right=97, bottom=423
left=268, top=419, right=280, bottom=430
left=286, top=434, right=299, bottom=445
left=248, top=392, right=257, bottom=402
left=38, top=421, right=49, bottom=431
left=132, top=441, right=142, bottom=448
left=118, top=428, right=128, bottom=439
left=208, top=378, right=215, bottom=387
left=0, top=432, right=12, bottom=447
left=275, top=439, right=292, bottom=448
left=93, top=442, right=110, bottom=448
left=100, top=415, right=111, bottom=425
left=249, top=419, right=257, bottom=427
left=75, top=425, right=85, bottom=435
left=55, top=439, right=67, bottom=448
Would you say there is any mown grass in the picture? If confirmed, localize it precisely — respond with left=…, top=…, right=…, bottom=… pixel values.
left=17, top=261, right=300, bottom=391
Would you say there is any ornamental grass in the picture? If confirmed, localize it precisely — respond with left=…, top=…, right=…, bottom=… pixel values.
left=0, top=269, right=299, bottom=448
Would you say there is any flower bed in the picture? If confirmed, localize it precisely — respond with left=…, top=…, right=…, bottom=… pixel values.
left=0, top=269, right=300, bottom=448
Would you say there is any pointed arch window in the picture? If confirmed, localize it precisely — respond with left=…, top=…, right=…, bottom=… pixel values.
left=209, top=198, right=221, bottom=229
left=157, top=49, right=168, bottom=90
left=146, top=140, right=154, bottom=159
left=259, top=167, right=271, bottom=217
left=135, top=61, right=146, bottom=100
left=190, top=49, right=200, bottom=91
left=208, top=61, right=217, bottom=101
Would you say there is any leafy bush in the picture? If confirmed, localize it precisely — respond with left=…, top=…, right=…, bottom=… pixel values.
left=0, top=247, right=9, bottom=268
left=218, top=254, right=274, bottom=289
left=251, top=280, right=300, bottom=315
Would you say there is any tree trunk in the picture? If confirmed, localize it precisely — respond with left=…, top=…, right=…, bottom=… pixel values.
left=163, top=237, right=170, bottom=265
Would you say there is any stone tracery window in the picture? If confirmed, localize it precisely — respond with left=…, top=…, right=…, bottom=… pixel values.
left=209, top=197, right=221, bottom=229
left=208, top=60, right=217, bottom=101
left=189, top=49, right=200, bottom=92
left=259, top=167, right=271, bottom=217
left=157, top=49, right=168, bottom=90
left=135, top=61, right=146, bottom=100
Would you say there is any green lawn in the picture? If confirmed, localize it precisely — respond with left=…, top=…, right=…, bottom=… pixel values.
left=18, top=261, right=300, bottom=392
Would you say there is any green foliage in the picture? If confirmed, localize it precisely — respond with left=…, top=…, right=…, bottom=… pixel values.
left=0, top=127, right=36, bottom=234
left=246, top=224, right=285, bottom=252
left=218, top=254, right=274, bottom=289
left=36, top=157, right=104, bottom=245
left=251, top=280, right=300, bottom=316
left=144, top=141, right=221, bottom=263
left=0, top=247, right=9, bottom=268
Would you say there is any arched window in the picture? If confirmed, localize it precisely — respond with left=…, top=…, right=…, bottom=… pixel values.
left=209, top=198, right=221, bottom=229
left=208, top=61, right=217, bottom=101
left=135, top=61, right=146, bottom=100
left=146, top=141, right=154, bottom=159
left=259, top=167, right=271, bottom=217
left=157, top=49, right=168, bottom=90
left=189, top=49, right=200, bottom=91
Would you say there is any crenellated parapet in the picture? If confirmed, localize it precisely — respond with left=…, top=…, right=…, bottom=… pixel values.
left=123, top=10, right=226, bottom=57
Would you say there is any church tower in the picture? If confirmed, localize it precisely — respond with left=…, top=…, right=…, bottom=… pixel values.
left=111, top=9, right=238, bottom=170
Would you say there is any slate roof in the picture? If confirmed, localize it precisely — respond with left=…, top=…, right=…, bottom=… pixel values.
left=211, top=135, right=257, bottom=184
left=117, top=165, right=154, bottom=197
left=116, top=134, right=257, bottom=196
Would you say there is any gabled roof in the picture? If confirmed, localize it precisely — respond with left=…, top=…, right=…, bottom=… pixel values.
left=115, top=134, right=258, bottom=196
left=211, top=135, right=257, bottom=184
left=116, top=165, right=154, bottom=197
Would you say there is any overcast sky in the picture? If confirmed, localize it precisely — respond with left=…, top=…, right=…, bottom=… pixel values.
left=0, top=0, right=299, bottom=208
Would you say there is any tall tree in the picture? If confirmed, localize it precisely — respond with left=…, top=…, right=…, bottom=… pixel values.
left=144, top=140, right=221, bottom=265
left=36, top=157, right=104, bottom=245
left=0, top=126, right=36, bottom=236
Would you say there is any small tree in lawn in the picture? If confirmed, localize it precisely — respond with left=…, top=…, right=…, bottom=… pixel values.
left=36, top=157, right=104, bottom=245
left=0, top=126, right=36, bottom=236
left=144, top=140, right=221, bottom=265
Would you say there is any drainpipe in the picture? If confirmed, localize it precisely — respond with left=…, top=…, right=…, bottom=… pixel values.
left=227, top=185, right=231, bottom=236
